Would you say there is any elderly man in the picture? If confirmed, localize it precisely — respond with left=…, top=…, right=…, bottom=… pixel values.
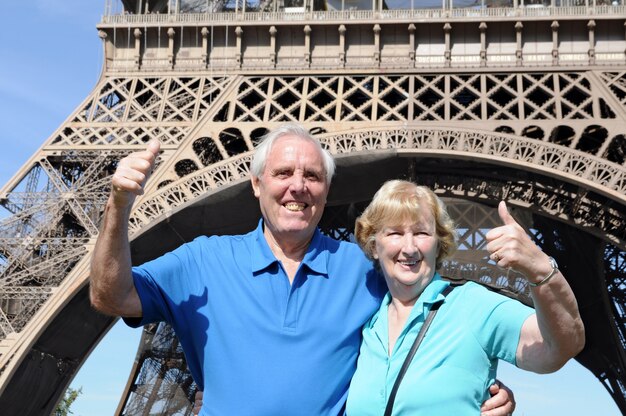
left=90, top=123, right=514, bottom=415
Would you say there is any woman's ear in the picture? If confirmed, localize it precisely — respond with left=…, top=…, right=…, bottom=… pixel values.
left=371, top=240, right=379, bottom=260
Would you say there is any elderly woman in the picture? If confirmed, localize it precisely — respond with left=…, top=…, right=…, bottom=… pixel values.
left=345, top=180, right=585, bottom=415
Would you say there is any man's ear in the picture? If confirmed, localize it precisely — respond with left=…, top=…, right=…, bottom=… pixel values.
left=251, top=176, right=261, bottom=198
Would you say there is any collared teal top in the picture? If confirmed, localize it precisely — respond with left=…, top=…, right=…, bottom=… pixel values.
left=345, top=273, right=534, bottom=415
left=127, top=219, right=386, bottom=416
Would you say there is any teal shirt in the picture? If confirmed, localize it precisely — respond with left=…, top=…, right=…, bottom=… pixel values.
left=345, top=274, right=534, bottom=415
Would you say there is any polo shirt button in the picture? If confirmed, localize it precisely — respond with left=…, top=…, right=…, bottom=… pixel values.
left=380, top=389, right=384, bottom=397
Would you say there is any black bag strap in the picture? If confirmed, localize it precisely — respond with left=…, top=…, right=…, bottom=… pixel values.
left=383, top=285, right=454, bottom=416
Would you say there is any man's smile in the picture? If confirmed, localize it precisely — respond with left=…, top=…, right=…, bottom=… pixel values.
left=284, top=202, right=307, bottom=212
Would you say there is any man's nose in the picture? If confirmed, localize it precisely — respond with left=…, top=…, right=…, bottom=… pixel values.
left=289, top=172, right=306, bottom=192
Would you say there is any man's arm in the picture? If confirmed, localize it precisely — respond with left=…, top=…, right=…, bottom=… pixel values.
left=89, top=140, right=160, bottom=317
left=486, top=201, right=585, bottom=373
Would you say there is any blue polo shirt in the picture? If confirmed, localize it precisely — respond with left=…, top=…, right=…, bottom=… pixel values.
left=345, top=274, right=534, bottom=415
left=127, top=220, right=386, bottom=416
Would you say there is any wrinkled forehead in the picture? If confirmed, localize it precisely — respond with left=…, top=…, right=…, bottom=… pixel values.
left=267, top=135, right=325, bottom=170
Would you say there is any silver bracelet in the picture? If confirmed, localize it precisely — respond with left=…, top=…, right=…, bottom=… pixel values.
left=528, top=256, right=559, bottom=287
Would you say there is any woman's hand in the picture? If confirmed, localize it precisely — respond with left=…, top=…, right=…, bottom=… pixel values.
left=487, top=201, right=585, bottom=373
left=486, top=201, right=553, bottom=282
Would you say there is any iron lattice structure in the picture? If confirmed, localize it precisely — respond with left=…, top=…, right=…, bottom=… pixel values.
left=1, top=0, right=626, bottom=414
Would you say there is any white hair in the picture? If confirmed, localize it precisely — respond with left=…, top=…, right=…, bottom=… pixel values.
left=250, top=123, right=336, bottom=185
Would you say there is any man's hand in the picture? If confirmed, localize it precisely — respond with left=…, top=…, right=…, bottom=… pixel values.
left=193, top=390, right=203, bottom=415
left=481, top=381, right=515, bottom=416
left=110, top=139, right=160, bottom=208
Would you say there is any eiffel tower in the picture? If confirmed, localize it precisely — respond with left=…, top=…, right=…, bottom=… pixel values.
left=1, top=0, right=625, bottom=414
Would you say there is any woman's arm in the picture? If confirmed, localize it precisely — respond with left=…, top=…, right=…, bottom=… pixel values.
left=486, top=201, right=585, bottom=373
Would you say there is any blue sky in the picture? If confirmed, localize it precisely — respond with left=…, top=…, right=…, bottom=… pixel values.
left=0, top=2, right=621, bottom=415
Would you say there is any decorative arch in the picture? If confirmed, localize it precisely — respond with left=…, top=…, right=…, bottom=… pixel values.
left=129, top=127, right=626, bottom=246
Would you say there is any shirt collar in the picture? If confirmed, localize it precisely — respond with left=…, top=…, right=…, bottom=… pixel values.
left=413, top=272, right=449, bottom=312
left=368, top=272, right=450, bottom=329
left=251, top=219, right=329, bottom=277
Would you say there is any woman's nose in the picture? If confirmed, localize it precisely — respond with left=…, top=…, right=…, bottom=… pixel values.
left=401, top=234, right=418, bottom=254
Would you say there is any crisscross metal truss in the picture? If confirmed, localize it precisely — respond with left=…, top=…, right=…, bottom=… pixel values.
left=218, top=72, right=619, bottom=123
left=0, top=152, right=116, bottom=336
left=158, top=71, right=626, bottom=189
left=52, top=76, right=230, bottom=147
left=117, top=322, right=197, bottom=416
left=0, top=75, right=228, bottom=337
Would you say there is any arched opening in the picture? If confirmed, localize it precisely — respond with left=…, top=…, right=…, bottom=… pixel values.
left=193, top=136, right=222, bottom=166
left=310, top=126, right=328, bottom=136
left=219, top=128, right=248, bottom=157
left=157, top=179, right=174, bottom=189
left=250, top=127, right=269, bottom=147
left=495, top=125, right=515, bottom=135
left=521, top=125, right=544, bottom=140
left=548, top=125, right=576, bottom=147
left=174, top=159, right=199, bottom=178
left=577, top=125, right=608, bottom=155
left=603, top=135, right=626, bottom=165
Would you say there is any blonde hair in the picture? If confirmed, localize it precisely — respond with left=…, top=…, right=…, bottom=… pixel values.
left=355, top=180, right=458, bottom=269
